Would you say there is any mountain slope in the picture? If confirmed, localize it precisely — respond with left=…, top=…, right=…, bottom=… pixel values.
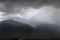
left=36, top=23, right=60, bottom=38
left=0, top=19, right=38, bottom=39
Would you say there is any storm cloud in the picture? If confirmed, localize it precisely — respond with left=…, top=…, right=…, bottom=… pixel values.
left=0, top=0, right=60, bottom=27
left=0, top=0, right=60, bottom=39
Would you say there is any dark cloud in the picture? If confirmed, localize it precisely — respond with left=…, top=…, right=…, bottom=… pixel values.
left=0, top=0, right=60, bottom=13
left=0, top=0, right=60, bottom=39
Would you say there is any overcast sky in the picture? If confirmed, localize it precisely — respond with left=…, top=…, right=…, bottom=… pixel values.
left=0, top=0, right=60, bottom=27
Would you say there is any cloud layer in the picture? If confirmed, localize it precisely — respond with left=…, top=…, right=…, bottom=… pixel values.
left=0, top=0, right=60, bottom=27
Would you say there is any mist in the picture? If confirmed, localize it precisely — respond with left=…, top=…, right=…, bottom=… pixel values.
left=1, top=0, right=60, bottom=39
left=0, top=0, right=60, bottom=28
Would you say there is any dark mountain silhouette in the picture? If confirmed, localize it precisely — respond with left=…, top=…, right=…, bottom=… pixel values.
left=18, top=23, right=60, bottom=39
left=0, top=20, right=60, bottom=39
left=0, top=19, right=39, bottom=39
left=1, top=20, right=38, bottom=33
left=36, top=23, right=60, bottom=38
